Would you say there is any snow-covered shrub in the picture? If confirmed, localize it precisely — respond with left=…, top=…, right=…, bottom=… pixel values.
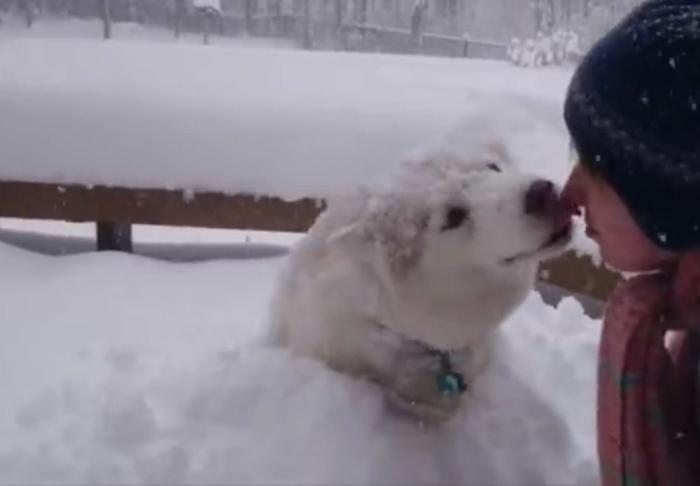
left=508, top=29, right=582, bottom=68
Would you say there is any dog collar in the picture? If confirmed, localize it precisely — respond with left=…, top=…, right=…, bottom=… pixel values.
left=376, top=321, right=468, bottom=396
left=432, top=349, right=468, bottom=396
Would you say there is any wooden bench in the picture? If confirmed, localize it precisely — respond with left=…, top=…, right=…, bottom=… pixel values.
left=0, top=178, right=620, bottom=303
left=0, top=179, right=321, bottom=251
left=0, top=40, right=619, bottom=304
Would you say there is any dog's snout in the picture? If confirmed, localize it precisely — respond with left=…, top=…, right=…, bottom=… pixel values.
left=524, top=179, right=557, bottom=216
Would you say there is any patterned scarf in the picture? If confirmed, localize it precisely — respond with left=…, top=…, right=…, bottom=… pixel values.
left=598, top=253, right=700, bottom=486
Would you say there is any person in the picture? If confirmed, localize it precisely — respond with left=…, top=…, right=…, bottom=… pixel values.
left=560, top=0, right=700, bottom=484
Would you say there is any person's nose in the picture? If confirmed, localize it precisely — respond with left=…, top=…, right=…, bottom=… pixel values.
left=561, top=167, right=584, bottom=216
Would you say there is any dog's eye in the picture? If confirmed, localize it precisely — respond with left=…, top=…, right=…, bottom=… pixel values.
left=442, top=206, right=469, bottom=231
left=486, top=163, right=502, bottom=173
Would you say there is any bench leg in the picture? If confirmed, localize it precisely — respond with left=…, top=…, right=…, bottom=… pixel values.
left=96, top=221, right=133, bottom=252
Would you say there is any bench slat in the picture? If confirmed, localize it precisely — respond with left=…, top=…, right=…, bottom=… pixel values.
left=0, top=180, right=322, bottom=232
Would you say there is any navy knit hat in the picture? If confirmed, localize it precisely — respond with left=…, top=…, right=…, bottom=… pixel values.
left=564, top=0, right=700, bottom=251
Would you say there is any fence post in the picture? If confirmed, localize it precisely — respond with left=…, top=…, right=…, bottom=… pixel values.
left=462, top=34, right=470, bottom=58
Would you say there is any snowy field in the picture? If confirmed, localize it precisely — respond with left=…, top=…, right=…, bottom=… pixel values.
left=0, top=20, right=602, bottom=485
left=0, top=237, right=600, bottom=485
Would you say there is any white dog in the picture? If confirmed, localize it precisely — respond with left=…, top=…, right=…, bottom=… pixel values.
left=268, top=142, right=572, bottom=422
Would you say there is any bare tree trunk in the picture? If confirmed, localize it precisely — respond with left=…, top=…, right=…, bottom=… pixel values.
left=24, top=0, right=35, bottom=27
left=200, top=7, right=218, bottom=44
left=583, top=0, right=592, bottom=18
left=410, top=0, right=425, bottom=53
left=174, top=0, right=185, bottom=38
left=463, top=0, right=476, bottom=31
left=203, top=12, right=210, bottom=44
left=99, top=0, right=111, bottom=39
left=268, top=0, right=281, bottom=36
left=19, top=0, right=35, bottom=27
left=302, top=0, right=312, bottom=49
left=533, top=0, right=555, bottom=34
left=334, top=0, right=344, bottom=44
left=546, top=0, right=554, bottom=31
left=533, top=0, right=543, bottom=34
left=334, top=0, right=343, bottom=29
left=244, top=0, right=253, bottom=35
left=356, top=0, right=367, bottom=24
left=561, top=0, right=572, bottom=23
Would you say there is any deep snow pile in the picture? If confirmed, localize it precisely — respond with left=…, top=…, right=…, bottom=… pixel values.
left=0, top=38, right=573, bottom=199
left=0, top=240, right=600, bottom=485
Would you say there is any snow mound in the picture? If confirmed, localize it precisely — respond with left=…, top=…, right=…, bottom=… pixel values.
left=0, top=38, right=572, bottom=199
left=0, top=242, right=600, bottom=485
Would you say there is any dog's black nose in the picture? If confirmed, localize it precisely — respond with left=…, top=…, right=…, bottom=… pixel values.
left=524, top=179, right=557, bottom=216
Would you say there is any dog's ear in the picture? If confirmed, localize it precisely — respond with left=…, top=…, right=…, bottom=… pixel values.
left=362, top=192, right=430, bottom=282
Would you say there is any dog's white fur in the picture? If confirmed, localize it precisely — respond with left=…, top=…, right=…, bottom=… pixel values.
left=268, top=142, right=570, bottom=422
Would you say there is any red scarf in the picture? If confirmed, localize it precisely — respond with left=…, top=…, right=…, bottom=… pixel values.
left=598, top=253, right=700, bottom=486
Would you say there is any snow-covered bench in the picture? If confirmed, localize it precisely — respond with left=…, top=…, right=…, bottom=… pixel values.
left=0, top=179, right=321, bottom=250
left=0, top=38, right=618, bottom=300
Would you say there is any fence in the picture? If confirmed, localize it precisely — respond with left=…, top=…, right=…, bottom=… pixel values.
left=14, top=1, right=508, bottom=60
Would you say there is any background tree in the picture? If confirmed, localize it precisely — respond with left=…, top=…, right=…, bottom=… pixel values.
left=174, top=0, right=185, bottom=38
left=99, top=0, right=111, bottom=39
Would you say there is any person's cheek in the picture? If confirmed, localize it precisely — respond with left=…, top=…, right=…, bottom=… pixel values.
left=561, top=171, right=579, bottom=200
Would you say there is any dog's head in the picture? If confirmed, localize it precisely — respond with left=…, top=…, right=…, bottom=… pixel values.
left=345, top=143, right=572, bottom=283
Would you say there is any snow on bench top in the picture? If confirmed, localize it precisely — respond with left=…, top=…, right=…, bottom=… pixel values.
left=0, top=38, right=573, bottom=199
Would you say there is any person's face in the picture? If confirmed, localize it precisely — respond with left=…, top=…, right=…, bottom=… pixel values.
left=562, top=164, right=676, bottom=272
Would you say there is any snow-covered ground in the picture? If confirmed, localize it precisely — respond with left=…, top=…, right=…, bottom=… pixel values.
left=0, top=218, right=301, bottom=260
left=0, top=237, right=600, bottom=485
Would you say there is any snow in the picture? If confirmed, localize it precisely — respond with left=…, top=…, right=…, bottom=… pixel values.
left=192, top=0, right=222, bottom=11
left=0, top=218, right=301, bottom=260
left=571, top=223, right=602, bottom=267
left=0, top=37, right=573, bottom=200
left=0, top=28, right=604, bottom=482
left=0, top=239, right=600, bottom=485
